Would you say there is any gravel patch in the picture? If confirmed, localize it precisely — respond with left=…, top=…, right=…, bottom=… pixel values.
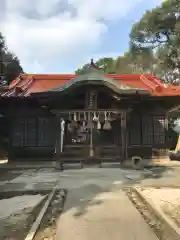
left=140, top=187, right=180, bottom=229
left=139, top=188, right=180, bottom=207
left=34, top=189, right=67, bottom=240
left=163, top=204, right=180, bottom=227
left=124, top=187, right=178, bottom=240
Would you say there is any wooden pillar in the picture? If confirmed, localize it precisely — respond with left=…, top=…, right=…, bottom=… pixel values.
left=125, top=111, right=128, bottom=160
left=165, top=112, right=169, bottom=151
left=121, top=111, right=127, bottom=164
left=54, top=114, right=64, bottom=170
left=86, top=90, right=98, bottom=158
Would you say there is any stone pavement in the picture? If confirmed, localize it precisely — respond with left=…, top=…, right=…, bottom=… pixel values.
left=1, top=166, right=180, bottom=239
left=1, top=165, right=180, bottom=191
left=56, top=188, right=158, bottom=240
left=0, top=161, right=56, bottom=169
left=0, top=167, right=145, bottom=191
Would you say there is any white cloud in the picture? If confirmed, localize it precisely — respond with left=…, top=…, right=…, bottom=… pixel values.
left=1, top=0, right=144, bottom=73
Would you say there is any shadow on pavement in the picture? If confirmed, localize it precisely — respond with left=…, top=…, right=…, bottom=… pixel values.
left=0, top=162, right=177, bottom=239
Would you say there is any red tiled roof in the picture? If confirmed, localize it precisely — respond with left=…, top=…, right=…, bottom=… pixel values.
left=2, top=73, right=180, bottom=97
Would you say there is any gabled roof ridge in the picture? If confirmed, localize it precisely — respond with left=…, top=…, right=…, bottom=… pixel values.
left=2, top=73, right=180, bottom=97
left=9, top=75, right=23, bottom=89
left=19, top=74, right=75, bottom=80
left=140, top=75, right=162, bottom=93
left=146, top=75, right=166, bottom=88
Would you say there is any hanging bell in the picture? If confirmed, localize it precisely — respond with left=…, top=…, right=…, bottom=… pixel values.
left=103, top=111, right=112, bottom=130
left=97, top=121, right=101, bottom=130
left=99, top=111, right=105, bottom=123
left=74, top=112, right=77, bottom=122
left=84, top=112, right=87, bottom=121
left=97, top=112, right=101, bottom=130
left=103, top=120, right=112, bottom=130
left=93, top=112, right=98, bottom=122
left=107, top=112, right=113, bottom=122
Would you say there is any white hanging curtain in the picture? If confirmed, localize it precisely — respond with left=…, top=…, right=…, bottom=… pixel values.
left=60, top=119, right=65, bottom=152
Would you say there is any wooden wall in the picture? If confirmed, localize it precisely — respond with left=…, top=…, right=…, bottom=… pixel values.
left=5, top=100, right=169, bottom=161
left=7, top=107, right=57, bottom=160
left=8, top=111, right=169, bottom=160
left=127, top=111, right=168, bottom=158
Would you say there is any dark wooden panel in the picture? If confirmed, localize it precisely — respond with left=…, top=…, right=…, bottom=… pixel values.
left=11, top=118, right=25, bottom=147
left=127, top=112, right=167, bottom=150
left=11, top=116, right=55, bottom=148
left=37, top=117, right=54, bottom=147
left=153, top=115, right=166, bottom=148
left=142, top=115, right=154, bottom=145
left=9, top=146, right=54, bottom=160
left=6, top=107, right=53, bottom=117
left=24, top=118, right=37, bottom=146
left=127, top=146, right=152, bottom=158
left=11, top=118, right=38, bottom=147
left=128, top=114, right=141, bottom=145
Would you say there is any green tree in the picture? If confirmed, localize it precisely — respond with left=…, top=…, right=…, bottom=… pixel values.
left=75, top=1, right=180, bottom=83
left=75, top=50, right=156, bottom=76
left=114, top=48, right=155, bottom=74
left=130, top=0, right=180, bottom=83
left=75, top=58, right=116, bottom=74
left=95, top=58, right=116, bottom=73
left=0, top=33, right=23, bottom=84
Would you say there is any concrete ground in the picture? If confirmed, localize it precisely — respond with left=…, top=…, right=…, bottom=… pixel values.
left=1, top=164, right=180, bottom=239
left=57, top=188, right=158, bottom=240
left=0, top=167, right=140, bottom=191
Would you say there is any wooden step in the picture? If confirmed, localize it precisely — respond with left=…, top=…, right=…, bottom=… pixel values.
left=99, top=157, right=121, bottom=162
left=61, top=151, right=121, bottom=158
left=102, top=148, right=120, bottom=153
left=64, top=144, right=88, bottom=149
left=56, top=157, right=121, bottom=168
left=60, top=144, right=122, bottom=163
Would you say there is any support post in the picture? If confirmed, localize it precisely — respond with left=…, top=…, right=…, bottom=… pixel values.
left=165, top=112, right=169, bottom=151
left=55, top=114, right=64, bottom=171
left=87, top=90, right=97, bottom=158
left=121, top=111, right=127, bottom=165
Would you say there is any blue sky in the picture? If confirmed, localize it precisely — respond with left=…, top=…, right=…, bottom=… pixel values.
left=1, top=0, right=163, bottom=73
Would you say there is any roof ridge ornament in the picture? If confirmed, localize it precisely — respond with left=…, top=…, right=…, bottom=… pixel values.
left=81, top=58, right=102, bottom=75
left=90, top=58, right=97, bottom=68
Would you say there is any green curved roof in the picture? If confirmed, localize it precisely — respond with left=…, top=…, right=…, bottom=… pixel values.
left=33, top=64, right=150, bottom=97
left=62, top=72, right=132, bottom=91
left=46, top=67, right=148, bottom=95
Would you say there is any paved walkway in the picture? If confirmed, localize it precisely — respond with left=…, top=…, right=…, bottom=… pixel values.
left=56, top=188, right=158, bottom=240
left=0, top=167, right=145, bottom=191
left=1, top=167, right=177, bottom=239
